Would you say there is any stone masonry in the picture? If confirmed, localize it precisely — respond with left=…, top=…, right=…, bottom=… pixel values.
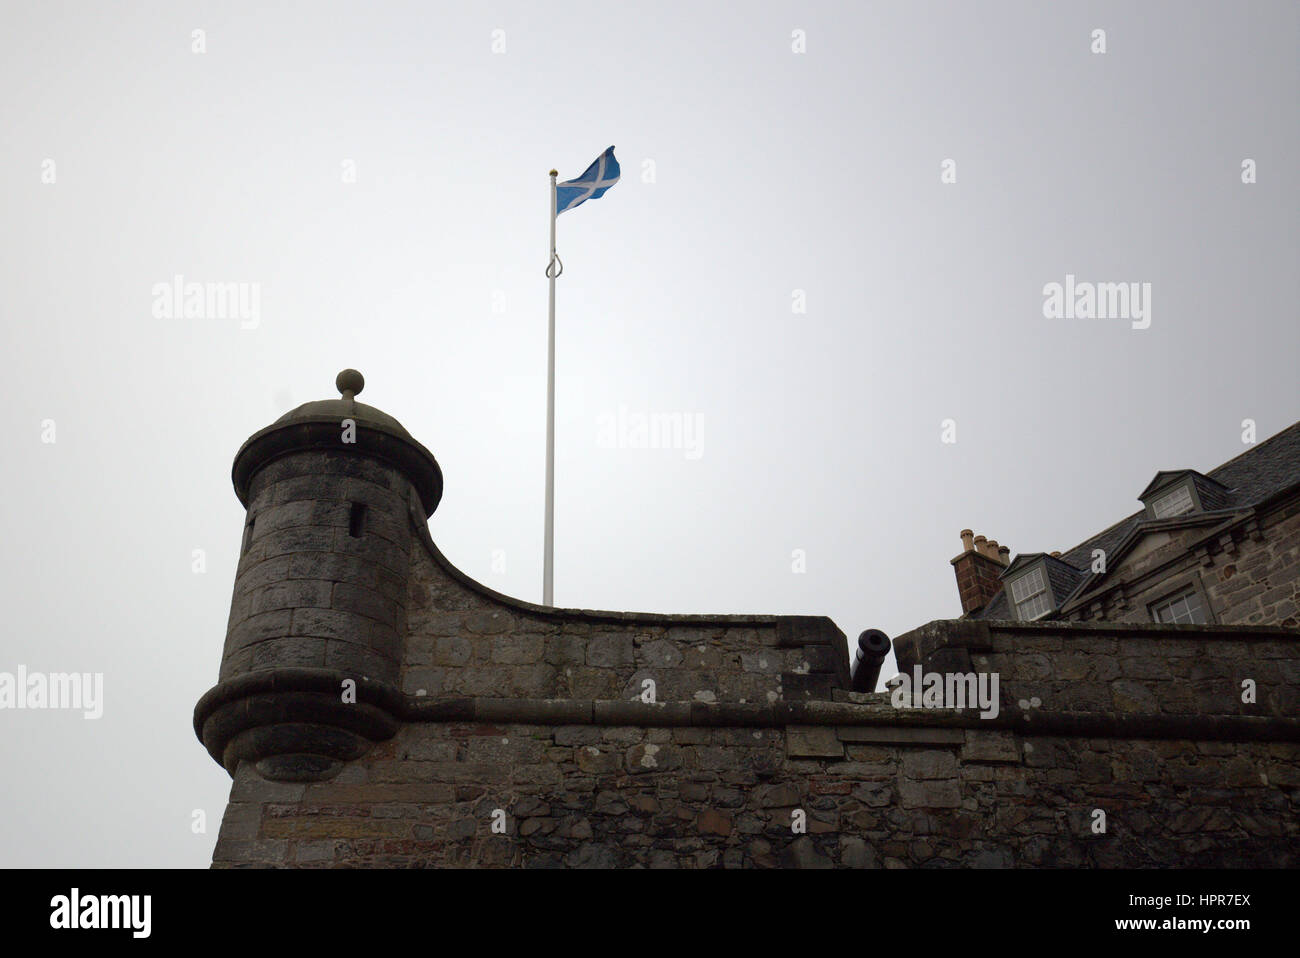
left=195, top=373, right=1300, bottom=867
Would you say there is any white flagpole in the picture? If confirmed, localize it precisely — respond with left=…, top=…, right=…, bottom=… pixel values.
left=543, top=169, right=558, bottom=607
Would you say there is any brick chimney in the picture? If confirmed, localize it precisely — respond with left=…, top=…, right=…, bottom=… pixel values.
left=951, top=529, right=1009, bottom=615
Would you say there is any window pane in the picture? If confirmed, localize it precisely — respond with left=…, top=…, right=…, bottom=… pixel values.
left=1152, top=589, right=1207, bottom=625
left=1016, top=592, right=1051, bottom=621
left=1010, top=568, right=1046, bottom=603
left=1152, top=485, right=1194, bottom=519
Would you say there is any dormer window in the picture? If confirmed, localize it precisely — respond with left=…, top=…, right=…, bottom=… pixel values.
left=1150, top=484, right=1194, bottom=519
left=1138, top=469, right=1230, bottom=521
left=1008, top=567, right=1051, bottom=620
left=999, top=553, right=1085, bottom=621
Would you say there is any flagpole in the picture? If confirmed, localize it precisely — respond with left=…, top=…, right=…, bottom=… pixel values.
left=543, top=169, right=558, bottom=607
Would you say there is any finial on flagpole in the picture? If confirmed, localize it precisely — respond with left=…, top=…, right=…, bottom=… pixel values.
left=549, top=169, right=558, bottom=176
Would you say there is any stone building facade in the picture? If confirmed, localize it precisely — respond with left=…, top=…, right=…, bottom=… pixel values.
left=952, top=422, right=1300, bottom=628
left=194, top=373, right=1300, bottom=867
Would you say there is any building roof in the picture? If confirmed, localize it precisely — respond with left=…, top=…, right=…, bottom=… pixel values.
left=1138, top=469, right=1228, bottom=501
left=973, top=419, right=1300, bottom=620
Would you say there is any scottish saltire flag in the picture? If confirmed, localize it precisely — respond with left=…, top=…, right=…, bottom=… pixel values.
left=556, top=146, right=620, bottom=214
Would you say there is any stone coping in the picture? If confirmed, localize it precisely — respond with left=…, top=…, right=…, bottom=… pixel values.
left=902, top=618, right=1300, bottom=643
left=981, top=620, right=1299, bottom=638
left=194, top=668, right=1300, bottom=745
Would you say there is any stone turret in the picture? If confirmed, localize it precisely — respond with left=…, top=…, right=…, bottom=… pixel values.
left=193, top=370, right=442, bottom=782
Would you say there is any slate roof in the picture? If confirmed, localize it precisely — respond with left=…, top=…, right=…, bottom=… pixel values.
left=1192, top=475, right=1231, bottom=512
left=1044, top=555, right=1087, bottom=605
left=980, top=589, right=1011, bottom=619
left=971, top=419, right=1300, bottom=620
left=1138, top=469, right=1228, bottom=500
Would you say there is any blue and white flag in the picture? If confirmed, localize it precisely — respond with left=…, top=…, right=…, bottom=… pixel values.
left=556, top=146, right=620, bottom=214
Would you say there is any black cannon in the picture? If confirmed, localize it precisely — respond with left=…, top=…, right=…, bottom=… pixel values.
left=849, top=629, right=891, bottom=693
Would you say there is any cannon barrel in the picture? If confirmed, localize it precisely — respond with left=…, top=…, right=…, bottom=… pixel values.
left=850, top=629, right=891, bottom=693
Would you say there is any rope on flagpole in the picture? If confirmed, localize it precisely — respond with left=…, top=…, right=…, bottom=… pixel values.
left=546, top=252, right=563, bottom=279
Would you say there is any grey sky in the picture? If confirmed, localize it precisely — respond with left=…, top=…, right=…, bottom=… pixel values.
left=1, top=1, right=1296, bottom=866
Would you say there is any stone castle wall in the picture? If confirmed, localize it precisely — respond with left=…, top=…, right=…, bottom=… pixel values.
left=213, top=718, right=1298, bottom=869
left=897, top=619, right=1300, bottom=718
left=197, top=394, right=1300, bottom=869
left=204, top=495, right=1300, bottom=867
left=400, top=502, right=848, bottom=705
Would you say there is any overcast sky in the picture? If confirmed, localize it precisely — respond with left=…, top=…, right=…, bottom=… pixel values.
left=2, top=1, right=1296, bottom=867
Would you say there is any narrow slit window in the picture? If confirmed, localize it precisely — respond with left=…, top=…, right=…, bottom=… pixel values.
left=348, top=502, right=367, bottom=538
left=241, top=515, right=255, bottom=554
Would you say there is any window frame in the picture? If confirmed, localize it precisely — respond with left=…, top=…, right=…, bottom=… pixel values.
left=1008, top=564, right=1053, bottom=621
left=1147, top=574, right=1216, bottom=626
left=1142, top=477, right=1206, bottom=521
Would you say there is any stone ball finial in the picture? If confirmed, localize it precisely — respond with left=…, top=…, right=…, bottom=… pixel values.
left=336, top=368, right=364, bottom=400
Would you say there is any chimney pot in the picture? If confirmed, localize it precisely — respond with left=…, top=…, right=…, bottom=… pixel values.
left=997, top=545, right=1010, bottom=565
left=952, top=534, right=1004, bottom=614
